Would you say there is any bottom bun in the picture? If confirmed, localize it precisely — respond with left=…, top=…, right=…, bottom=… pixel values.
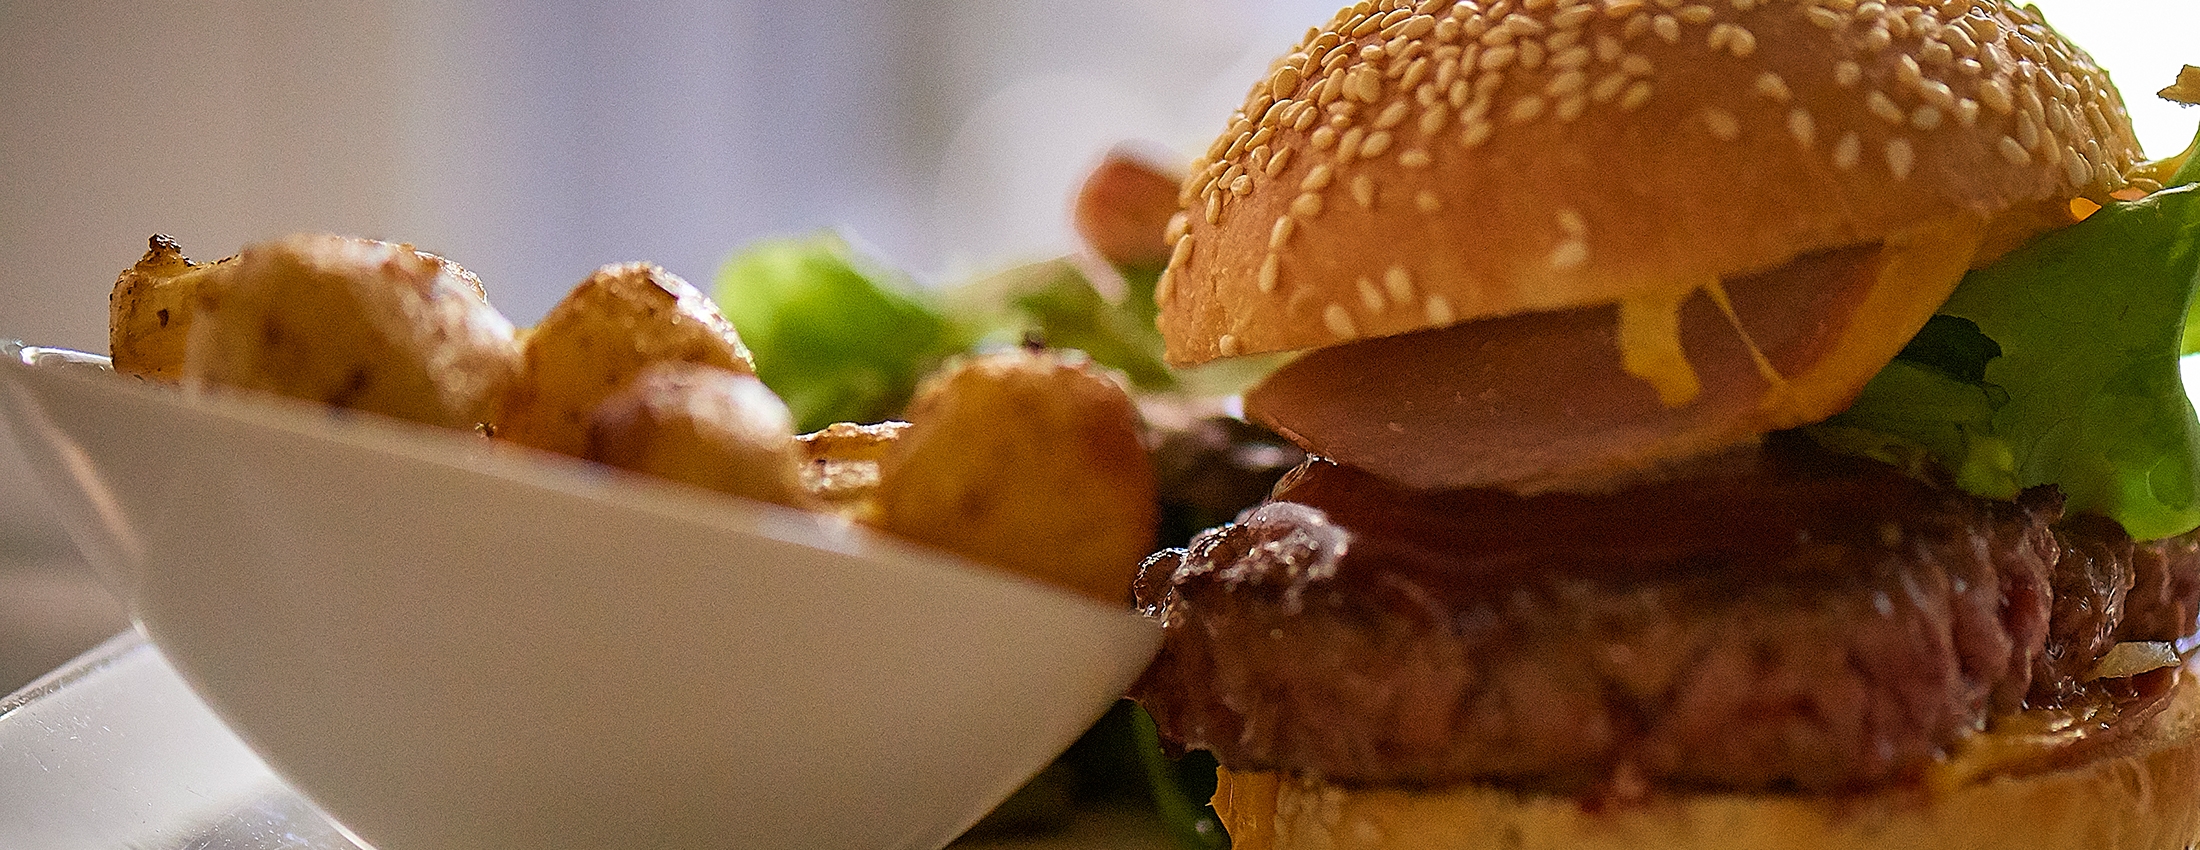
left=1213, top=670, right=2200, bottom=850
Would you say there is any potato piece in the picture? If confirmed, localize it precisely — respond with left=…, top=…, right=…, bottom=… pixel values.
left=108, top=235, right=236, bottom=381
left=871, top=348, right=1157, bottom=604
left=585, top=362, right=812, bottom=508
left=499, top=262, right=754, bottom=458
left=794, top=420, right=910, bottom=513
left=182, top=233, right=521, bottom=430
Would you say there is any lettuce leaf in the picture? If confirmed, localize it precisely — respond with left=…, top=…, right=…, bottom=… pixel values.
left=712, top=234, right=967, bottom=432
left=1821, top=180, right=2200, bottom=540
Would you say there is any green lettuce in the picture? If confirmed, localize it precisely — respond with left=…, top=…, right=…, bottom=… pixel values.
left=712, top=234, right=968, bottom=432
left=1819, top=146, right=2200, bottom=540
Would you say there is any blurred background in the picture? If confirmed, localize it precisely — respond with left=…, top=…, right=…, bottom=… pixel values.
left=0, top=0, right=2194, bottom=689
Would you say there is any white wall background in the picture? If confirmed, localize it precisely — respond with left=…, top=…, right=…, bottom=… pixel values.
left=0, top=0, right=2191, bottom=680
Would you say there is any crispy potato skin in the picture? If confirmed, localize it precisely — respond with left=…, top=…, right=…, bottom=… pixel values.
left=181, top=233, right=520, bottom=429
left=109, top=235, right=235, bottom=381
left=795, top=421, right=910, bottom=514
left=585, top=361, right=813, bottom=509
left=499, top=262, right=755, bottom=458
left=871, top=348, right=1158, bottom=604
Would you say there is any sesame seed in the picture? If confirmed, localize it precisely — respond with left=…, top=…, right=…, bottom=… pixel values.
left=1231, top=174, right=1254, bottom=195
left=1833, top=132, right=1862, bottom=169
left=1362, top=130, right=1396, bottom=157
left=1555, top=96, right=1587, bottom=122
left=1258, top=254, right=1282, bottom=293
left=1592, top=72, right=1630, bottom=102
left=1351, top=174, right=1377, bottom=208
left=1358, top=278, right=1386, bottom=311
left=1548, top=70, right=1588, bottom=97
left=1834, top=61, right=1863, bottom=88
left=1400, top=148, right=1433, bottom=168
left=1550, top=239, right=1589, bottom=270
left=1754, top=71, right=1791, bottom=101
left=1169, top=232, right=1195, bottom=267
left=1860, top=25, right=1892, bottom=52
left=1980, top=77, right=2015, bottom=114
left=1218, top=333, right=1241, bottom=357
left=1271, top=67, right=1303, bottom=100
left=1998, top=135, right=2030, bottom=164
left=1324, top=303, right=1359, bottom=338
left=1518, top=40, right=1545, bottom=70
left=1920, top=40, right=1953, bottom=67
left=1480, top=44, right=1518, bottom=70
left=1620, top=81, right=1654, bottom=111
left=1303, top=163, right=1335, bottom=190
left=1805, top=7, right=1843, bottom=29
left=1385, top=266, right=1416, bottom=301
left=1953, top=97, right=1979, bottom=127
left=1420, top=104, right=1451, bottom=134
left=1392, top=13, right=1437, bottom=39
left=1676, top=4, right=1713, bottom=24
left=1294, top=105, right=1321, bottom=131
left=1312, top=126, right=1339, bottom=150
left=1164, top=212, right=1190, bottom=246
left=1350, top=66, right=1385, bottom=101
left=1557, top=208, right=1587, bottom=233
left=1896, top=55, right=1924, bottom=90
left=1204, top=197, right=1222, bottom=224
left=1704, top=107, right=1741, bottom=140
left=1339, top=127, right=1367, bottom=161
left=1911, top=105, right=1942, bottom=129
left=1267, top=146, right=1295, bottom=176
left=1293, top=192, right=1326, bottom=217
left=1788, top=107, right=1817, bottom=146
left=2062, top=149, right=2091, bottom=186
left=1551, top=44, right=1592, bottom=69
left=1400, top=56, right=1432, bottom=89
left=2015, top=112, right=2041, bottom=149
left=1605, top=0, right=1647, bottom=18
left=1651, top=15, right=1681, bottom=43
left=1426, top=294, right=1456, bottom=325
left=1508, top=95, right=1547, bottom=123
left=1885, top=137, right=1914, bottom=179
left=1351, top=13, right=1385, bottom=37
left=1155, top=269, right=1175, bottom=303
left=1270, top=216, right=1296, bottom=249
left=1375, top=101, right=1410, bottom=129
left=1417, top=190, right=1443, bottom=212
left=1867, top=91, right=1905, bottom=124
left=1555, top=3, right=1597, bottom=30
left=1620, top=54, right=1655, bottom=76
left=1462, top=119, right=1494, bottom=147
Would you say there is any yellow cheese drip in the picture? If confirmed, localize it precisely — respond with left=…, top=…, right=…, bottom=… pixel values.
left=1611, top=214, right=1989, bottom=425
left=1616, top=285, right=1704, bottom=408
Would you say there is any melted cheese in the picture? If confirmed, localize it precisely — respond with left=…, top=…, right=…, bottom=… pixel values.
left=1611, top=215, right=1988, bottom=428
left=1616, top=285, right=1704, bottom=407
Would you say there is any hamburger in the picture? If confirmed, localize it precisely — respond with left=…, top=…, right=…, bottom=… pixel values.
left=1128, top=1, right=2200, bottom=847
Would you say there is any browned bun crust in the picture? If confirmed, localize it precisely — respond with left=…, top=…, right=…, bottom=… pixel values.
left=1158, top=0, right=2143, bottom=366
left=1213, top=670, right=2200, bottom=850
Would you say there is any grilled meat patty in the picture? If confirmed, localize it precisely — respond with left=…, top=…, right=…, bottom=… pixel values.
left=1131, top=435, right=2200, bottom=795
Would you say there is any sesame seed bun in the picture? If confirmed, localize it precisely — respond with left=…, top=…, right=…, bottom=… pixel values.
left=1210, top=668, right=2200, bottom=850
left=1157, top=0, right=2143, bottom=366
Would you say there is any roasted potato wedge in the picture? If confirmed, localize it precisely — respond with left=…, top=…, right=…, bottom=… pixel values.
left=499, top=262, right=754, bottom=458
left=182, top=233, right=521, bottom=430
left=871, top=348, right=1157, bottom=603
left=109, top=235, right=236, bottom=381
left=585, top=361, right=812, bottom=508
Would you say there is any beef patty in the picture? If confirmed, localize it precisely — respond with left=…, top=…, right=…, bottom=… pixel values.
left=1129, top=434, right=2200, bottom=795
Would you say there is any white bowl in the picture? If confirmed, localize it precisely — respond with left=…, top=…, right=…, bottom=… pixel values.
left=0, top=343, right=1160, bottom=850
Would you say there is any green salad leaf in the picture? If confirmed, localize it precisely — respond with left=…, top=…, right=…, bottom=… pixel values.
left=1820, top=176, right=2200, bottom=540
left=712, top=234, right=968, bottom=432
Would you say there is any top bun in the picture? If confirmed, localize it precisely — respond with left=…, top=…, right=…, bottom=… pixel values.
left=1157, top=0, right=2143, bottom=366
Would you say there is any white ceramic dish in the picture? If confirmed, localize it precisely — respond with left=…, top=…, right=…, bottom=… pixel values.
left=0, top=343, right=1160, bottom=850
